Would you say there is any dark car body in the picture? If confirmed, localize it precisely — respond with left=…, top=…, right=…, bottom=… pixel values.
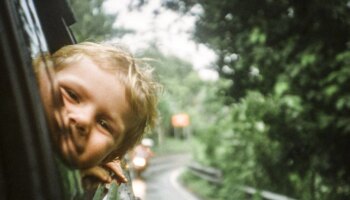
left=0, top=0, right=78, bottom=199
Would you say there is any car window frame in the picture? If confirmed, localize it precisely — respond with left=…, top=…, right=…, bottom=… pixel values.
left=0, top=0, right=77, bottom=199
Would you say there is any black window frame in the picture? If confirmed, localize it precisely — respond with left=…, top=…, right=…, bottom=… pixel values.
left=0, top=0, right=76, bottom=199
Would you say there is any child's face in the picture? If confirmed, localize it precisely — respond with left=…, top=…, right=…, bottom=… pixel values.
left=40, top=57, right=132, bottom=168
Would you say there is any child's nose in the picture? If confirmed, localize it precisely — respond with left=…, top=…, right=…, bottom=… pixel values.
left=70, top=112, right=93, bottom=135
left=65, top=106, right=95, bottom=137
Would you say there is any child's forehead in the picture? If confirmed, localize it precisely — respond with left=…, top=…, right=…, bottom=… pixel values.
left=55, top=54, right=121, bottom=72
left=52, top=55, right=133, bottom=108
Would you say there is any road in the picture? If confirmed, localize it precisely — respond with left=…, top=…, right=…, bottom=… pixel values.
left=131, top=154, right=201, bottom=200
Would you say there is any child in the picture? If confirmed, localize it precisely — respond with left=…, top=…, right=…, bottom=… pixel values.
left=35, top=42, right=159, bottom=183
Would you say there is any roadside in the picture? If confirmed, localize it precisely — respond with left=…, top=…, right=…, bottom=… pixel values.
left=130, top=137, right=201, bottom=200
left=143, top=153, right=200, bottom=200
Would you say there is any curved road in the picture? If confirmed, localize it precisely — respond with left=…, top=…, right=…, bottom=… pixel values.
left=131, top=154, right=201, bottom=200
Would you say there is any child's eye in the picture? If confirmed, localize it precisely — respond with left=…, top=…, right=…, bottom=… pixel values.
left=65, top=89, right=79, bottom=103
left=98, top=119, right=110, bottom=131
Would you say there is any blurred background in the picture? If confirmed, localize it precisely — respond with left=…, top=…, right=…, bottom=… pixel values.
left=67, top=0, right=350, bottom=199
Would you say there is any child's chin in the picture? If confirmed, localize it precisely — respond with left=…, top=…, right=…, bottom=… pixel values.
left=56, top=140, right=82, bottom=168
left=55, top=137, right=99, bottom=169
left=60, top=151, right=97, bottom=169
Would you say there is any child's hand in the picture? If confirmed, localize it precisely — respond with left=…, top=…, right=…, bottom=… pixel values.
left=81, top=159, right=128, bottom=187
left=104, top=159, right=128, bottom=184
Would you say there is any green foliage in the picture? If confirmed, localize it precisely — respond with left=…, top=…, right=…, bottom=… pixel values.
left=68, top=0, right=130, bottom=42
left=159, top=1, right=350, bottom=199
left=153, top=137, right=194, bottom=155
left=180, top=170, right=223, bottom=200
left=140, top=48, right=207, bottom=135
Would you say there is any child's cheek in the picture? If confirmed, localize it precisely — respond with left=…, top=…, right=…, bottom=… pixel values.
left=37, top=67, right=62, bottom=139
left=82, top=134, right=115, bottom=166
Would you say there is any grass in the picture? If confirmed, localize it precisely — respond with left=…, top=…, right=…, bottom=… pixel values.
left=152, top=136, right=195, bottom=155
left=180, top=170, right=257, bottom=200
left=179, top=170, right=220, bottom=200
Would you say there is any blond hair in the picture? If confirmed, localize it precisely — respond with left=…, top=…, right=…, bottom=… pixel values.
left=51, top=42, right=160, bottom=159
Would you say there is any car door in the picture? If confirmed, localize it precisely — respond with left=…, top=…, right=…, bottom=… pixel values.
left=0, top=0, right=79, bottom=199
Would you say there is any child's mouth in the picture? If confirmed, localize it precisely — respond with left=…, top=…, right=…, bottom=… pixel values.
left=56, top=126, right=84, bottom=168
left=54, top=117, right=85, bottom=167
left=67, top=124, right=86, bottom=154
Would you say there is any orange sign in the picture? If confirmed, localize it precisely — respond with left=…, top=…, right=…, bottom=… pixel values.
left=171, top=113, right=190, bottom=127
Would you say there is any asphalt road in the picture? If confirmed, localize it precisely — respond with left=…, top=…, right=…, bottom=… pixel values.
left=131, top=154, right=201, bottom=200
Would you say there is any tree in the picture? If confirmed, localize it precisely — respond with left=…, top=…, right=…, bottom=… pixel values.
left=140, top=47, right=207, bottom=137
left=68, top=0, right=130, bottom=42
left=161, top=1, right=350, bottom=199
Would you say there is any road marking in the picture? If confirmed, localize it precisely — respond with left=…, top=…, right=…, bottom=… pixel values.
left=170, top=167, right=201, bottom=200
